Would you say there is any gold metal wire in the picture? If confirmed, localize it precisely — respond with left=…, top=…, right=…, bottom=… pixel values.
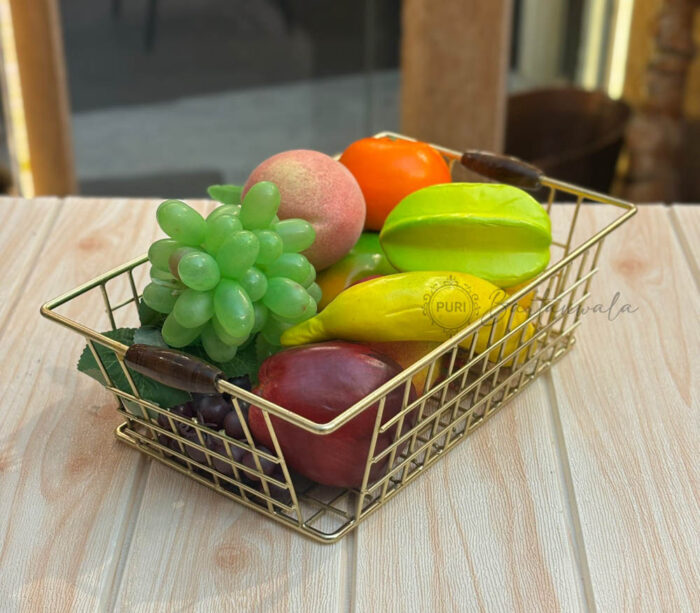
left=40, top=132, right=636, bottom=543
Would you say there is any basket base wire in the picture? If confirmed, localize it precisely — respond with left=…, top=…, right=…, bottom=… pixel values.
left=114, top=332, right=576, bottom=544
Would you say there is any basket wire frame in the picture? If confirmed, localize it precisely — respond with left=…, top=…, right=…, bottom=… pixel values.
left=41, top=133, right=636, bottom=543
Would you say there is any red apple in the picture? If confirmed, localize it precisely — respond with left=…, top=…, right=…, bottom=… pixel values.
left=248, top=341, right=416, bottom=488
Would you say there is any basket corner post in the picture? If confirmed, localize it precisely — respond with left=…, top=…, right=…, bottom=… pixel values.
left=39, top=301, right=52, bottom=319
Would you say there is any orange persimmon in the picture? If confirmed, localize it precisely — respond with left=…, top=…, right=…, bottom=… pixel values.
left=339, top=137, right=452, bottom=231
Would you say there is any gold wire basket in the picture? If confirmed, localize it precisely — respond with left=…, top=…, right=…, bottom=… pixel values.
left=41, top=132, right=636, bottom=543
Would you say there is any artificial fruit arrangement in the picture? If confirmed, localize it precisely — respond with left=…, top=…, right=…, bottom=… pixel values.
left=76, top=134, right=552, bottom=496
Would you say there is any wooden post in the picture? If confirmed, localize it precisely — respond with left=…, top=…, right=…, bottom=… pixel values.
left=0, top=0, right=76, bottom=196
left=400, top=0, right=513, bottom=153
left=622, top=0, right=698, bottom=202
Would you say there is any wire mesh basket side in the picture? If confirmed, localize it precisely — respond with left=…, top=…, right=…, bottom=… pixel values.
left=348, top=252, right=595, bottom=515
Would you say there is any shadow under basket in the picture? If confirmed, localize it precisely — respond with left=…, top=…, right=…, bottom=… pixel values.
left=41, top=132, right=636, bottom=543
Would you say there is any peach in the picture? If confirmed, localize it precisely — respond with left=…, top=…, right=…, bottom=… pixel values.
left=242, top=150, right=366, bottom=270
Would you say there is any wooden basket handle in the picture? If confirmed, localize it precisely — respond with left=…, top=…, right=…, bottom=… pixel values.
left=460, top=150, right=544, bottom=190
left=124, top=344, right=223, bottom=393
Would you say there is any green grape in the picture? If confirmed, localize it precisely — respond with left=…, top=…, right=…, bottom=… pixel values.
left=266, top=253, right=314, bottom=286
left=156, top=200, right=206, bottom=246
left=203, top=214, right=242, bottom=255
left=251, top=301, right=269, bottom=333
left=307, top=282, right=322, bottom=304
left=216, top=231, right=259, bottom=278
left=302, top=293, right=317, bottom=318
left=214, top=279, right=254, bottom=338
left=211, top=314, right=248, bottom=346
left=146, top=186, right=322, bottom=352
left=273, top=292, right=317, bottom=323
left=168, top=246, right=196, bottom=279
left=207, top=184, right=243, bottom=205
left=142, top=282, right=179, bottom=313
left=150, top=266, right=178, bottom=283
left=253, top=230, right=283, bottom=267
left=261, top=315, right=295, bottom=345
left=149, top=238, right=181, bottom=271
left=207, top=204, right=240, bottom=222
left=161, top=312, right=204, bottom=348
left=274, top=219, right=315, bottom=253
left=150, top=277, right=183, bottom=291
left=300, top=265, right=316, bottom=288
left=178, top=250, right=220, bottom=291
left=239, top=181, right=280, bottom=229
left=201, top=323, right=238, bottom=362
left=238, top=267, right=267, bottom=302
left=262, top=277, right=313, bottom=320
left=172, top=289, right=214, bottom=328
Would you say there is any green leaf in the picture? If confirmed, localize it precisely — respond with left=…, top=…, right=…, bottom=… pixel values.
left=134, top=326, right=168, bottom=347
left=77, top=327, right=190, bottom=412
left=77, top=325, right=266, bottom=411
left=255, top=334, right=281, bottom=371
left=207, top=184, right=243, bottom=205
left=219, top=341, right=260, bottom=385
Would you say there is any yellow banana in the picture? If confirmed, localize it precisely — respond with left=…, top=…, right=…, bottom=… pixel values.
left=281, top=271, right=534, bottom=364
left=505, top=278, right=536, bottom=311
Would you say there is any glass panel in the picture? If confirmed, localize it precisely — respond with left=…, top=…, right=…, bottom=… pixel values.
left=59, top=0, right=400, bottom=198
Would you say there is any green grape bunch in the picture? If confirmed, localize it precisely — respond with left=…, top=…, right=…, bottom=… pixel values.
left=142, top=181, right=322, bottom=362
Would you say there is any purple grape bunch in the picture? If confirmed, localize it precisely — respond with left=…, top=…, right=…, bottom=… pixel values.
left=154, top=375, right=287, bottom=500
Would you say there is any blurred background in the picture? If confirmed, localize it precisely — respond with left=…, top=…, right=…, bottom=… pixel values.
left=1, top=0, right=698, bottom=202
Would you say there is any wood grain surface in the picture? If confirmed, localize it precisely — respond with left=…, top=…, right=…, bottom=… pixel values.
left=0, top=198, right=62, bottom=329
left=354, top=377, right=587, bottom=613
left=671, top=205, right=700, bottom=277
left=0, top=200, right=698, bottom=612
left=114, top=464, right=346, bottom=613
left=0, top=198, right=188, bottom=610
left=550, top=205, right=700, bottom=611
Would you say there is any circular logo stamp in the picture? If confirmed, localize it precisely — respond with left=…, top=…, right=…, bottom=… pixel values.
left=423, top=275, right=480, bottom=333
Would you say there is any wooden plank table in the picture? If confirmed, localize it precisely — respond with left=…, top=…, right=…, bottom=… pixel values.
left=0, top=198, right=697, bottom=612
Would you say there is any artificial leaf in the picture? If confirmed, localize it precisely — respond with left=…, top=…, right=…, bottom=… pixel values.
left=77, top=327, right=190, bottom=410
left=134, top=326, right=168, bottom=348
